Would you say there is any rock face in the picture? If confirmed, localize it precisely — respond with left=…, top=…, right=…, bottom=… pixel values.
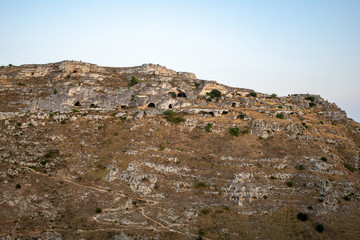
left=0, top=61, right=359, bottom=239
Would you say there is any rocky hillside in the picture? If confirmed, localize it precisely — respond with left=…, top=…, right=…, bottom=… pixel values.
left=0, top=61, right=359, bottom=240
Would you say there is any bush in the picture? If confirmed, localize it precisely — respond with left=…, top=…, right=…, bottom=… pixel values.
left=95, top=208, right=102, bottom=213
left=129, top=76, right=139, bottom=86
left=15, top=184, right=21, bottom=189
left=286, top=181, right=294, bottom=187
left=316, top=224, right=324, bottom=233
left=296, top=165, right=305, bottom=170
left=53, top=89, right=57, bottom=94
left=309, top=102, right=316, bottom=107
left=297, top=212, right=308, bottom=221
left=198, top=228, right=205, bottom=236
left=229, top=127, right=239, bottom=136
left=195, top=182, right=207, bottom=188
left=164, top=110, right=185, bottom=124
left=169, top=92, right=177, bottom=98
left=271, top=93, right=278, bottom=98
left=277, top=105, right=283, bottom=109
left=270, top=176, right=277, bottom=179
left=305, top=96, right=315, bottom=102
left=16, top=122, right=22, bottom=127
left=60, top=120, right=66, bottom=124
left=249, top=92, right=257, bottom=97
left=207, top=89, right=221, bottom=99
left=204, top=123, right=212, bottom=133
left=242, top=129, right=249, bottom=134
left=200, top=208, right=210, bottom=215
left=194, top=82, right=200, bottom=88
left=71, top=108, right=79, bottom=112
left=343, top=163, right=355, bottom=172
left=276, top=113, right=284, bottom=119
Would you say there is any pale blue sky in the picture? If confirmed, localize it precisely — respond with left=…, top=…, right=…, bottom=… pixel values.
left=1, top=0, right=359, bottom=121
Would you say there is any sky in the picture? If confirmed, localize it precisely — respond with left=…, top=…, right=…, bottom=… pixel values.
left=0, top=0, right=359, bottom=122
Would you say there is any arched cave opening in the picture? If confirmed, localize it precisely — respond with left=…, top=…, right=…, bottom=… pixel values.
left=148, top=103, right=156, bottom=108
left=177, top=92, right=186, bottom=98
left=232, top=102, right=236, bottom=107
left=74, top=101, right=81, bottom=106
left=169, top=104, right=173, bottom=109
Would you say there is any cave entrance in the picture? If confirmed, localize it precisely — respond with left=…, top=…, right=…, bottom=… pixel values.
left=148, top=103, right=156, bottom=108
left=177, top=92, right=186, bottom=98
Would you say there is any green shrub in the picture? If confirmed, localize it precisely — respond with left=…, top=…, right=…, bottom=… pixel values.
left=129, top=76, right=139, bottom=86
left=207, top=89, right=221, bottom=99
left=309, top=102, right=316, bottom=107
left=270, top=176, right=277, bottom=180
left=194, top=82, right=200, bottom=88
left=296, top=164, right=305, bottom=170
left=15, top=184, right=21, bottom=189
left=297, top=212, right=308, bottom=221
left=169, top=92, right=177, bottom=98
left=316, top=224, right=324, bottom=233
left=60, top=120, right=66, bottom=124
left=277, top=105, right=283, bottom=109
left=229, top=127, right=240, bottom=136
left=9, top=64, right=13, bottom=67
left=271, top=93, right=278, bottom=98
left=305, top=96, right=315, bottom=102
left=286, top=180, right=294, bottom=187
left=343, top=163, right=355, bottom=172
left=40, top=160, right=48, bottom=165
left=195, top=182, right=207, bottom=188
left=205, top=123, right=212, bottom=133
left=249, top=92, right=257, bottom=97
left=159, top=145, right=165, bottom=151
left=53, top=89, right=57, bottom=94
left=164, top=110, right=185, bottom=124
left=71, top=108, right=79, bottom=112
left=16, top=122, right=22, bottom=127
left=242, top=129, right=249, bottom=134
left=200, top=208, right=210, bottom=215
left=95, top=208, right=102, bottom=213
left=276, top=113, right=284, bottom=119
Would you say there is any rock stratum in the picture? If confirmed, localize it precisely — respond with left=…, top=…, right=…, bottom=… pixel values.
left=0, top=61, right=359, bottom=240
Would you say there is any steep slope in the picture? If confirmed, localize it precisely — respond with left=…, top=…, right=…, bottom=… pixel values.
left=0, top=61, right=359, bottom=239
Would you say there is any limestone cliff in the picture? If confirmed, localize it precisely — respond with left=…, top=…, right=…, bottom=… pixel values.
left=0, top=61, right=359, bottom=239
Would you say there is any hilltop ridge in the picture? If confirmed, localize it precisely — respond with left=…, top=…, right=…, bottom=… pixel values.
left=0, top=61, right=359, bottom=239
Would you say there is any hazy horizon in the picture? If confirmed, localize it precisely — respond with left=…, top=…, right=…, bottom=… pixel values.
left=1, top=0, right=359, bottom=121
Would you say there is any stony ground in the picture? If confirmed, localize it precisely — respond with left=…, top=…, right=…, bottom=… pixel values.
left=0, top=61, right=359, bottom=239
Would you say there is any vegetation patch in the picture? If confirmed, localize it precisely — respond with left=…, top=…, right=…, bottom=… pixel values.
left=204, top=123, right=212, bottom=132
left=229, top=127, right=239, bottom=136
left=249, top=92, right=257, bottom=97
left=206, top=89, right=222, bottom=99
left=343, top=163, right=355, bottom=172
left=297, top=212, right=308, bottom=221
left=195, top=182, right=207, bottom=188
left=316, top=224, right=324, bottom=233
left=286, top=180, right=294, bottom=187
left=129, top=76, right=139, bottom=86
left=276, top=113, right=285, bottom=119
left=164, top=110, right=186, bottom=124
